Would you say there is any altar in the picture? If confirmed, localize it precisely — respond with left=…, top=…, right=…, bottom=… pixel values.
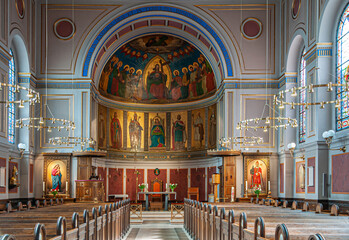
left=137, top=192, right=176, bottom=211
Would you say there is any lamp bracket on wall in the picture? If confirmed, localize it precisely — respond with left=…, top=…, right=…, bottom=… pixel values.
left=9, top=143, right=26, bottom=161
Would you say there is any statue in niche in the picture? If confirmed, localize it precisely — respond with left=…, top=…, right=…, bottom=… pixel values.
left=298, top=163, right=306, bottom=189
left=129, top=113, right=143, bottom=151
left=172, top=114, right=186, bottom=150
left=150, top=114, right=165, bottom=148
left=193, top=112, right=204, bottom=148
left=9, top=165, right=19, bottom=186
left=110, top=111, right=122, bottom=149
left=209, top=113, right=216, bottom=148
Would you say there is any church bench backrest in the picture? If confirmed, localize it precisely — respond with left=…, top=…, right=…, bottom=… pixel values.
left=330, top=204, right=339, bottom=216
left=254, top=216, right=266, bottom=239
left=275, top=223, right=289, bottom=240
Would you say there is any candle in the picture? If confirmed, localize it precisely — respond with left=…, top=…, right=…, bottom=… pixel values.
left=245, top=181, right=248, bottom=191
left=66, top=181, right=69, bottom=193
left=166, top=183, right=168, bottom=190
left=43, top=182, right=45, bottom=192
left=231, top=187, right=235, bottom=202
left=268, top=181, right=270, bottom=192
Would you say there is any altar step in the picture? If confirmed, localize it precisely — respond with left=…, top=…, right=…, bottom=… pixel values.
left=130, top=210, right=184, bottom=224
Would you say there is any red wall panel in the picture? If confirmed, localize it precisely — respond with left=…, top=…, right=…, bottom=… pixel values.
left=126, top=169, right=144, bottom=201
left=0, top=158, right=6, bottom=193
left=307, top=158, right=315, bottom=193
left=332, top=153, right=349, bottom=193
left=147, top=169, right=167, bottom=192
left=108, top=168, right=123, bottom=195
left=190, top=168, right=205, bottom=201
left=207, top=167, right=216, bottom=198
left=170, top=169, right=188, bottom=201
left=9, top=162, right=18, bottom=194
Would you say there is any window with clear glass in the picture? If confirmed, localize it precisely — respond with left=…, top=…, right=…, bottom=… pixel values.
left=336, top=4, right=349, bottom=131
left=8, top=49, right=15, bottom=144
left=299, top=49, right=306, bottom=143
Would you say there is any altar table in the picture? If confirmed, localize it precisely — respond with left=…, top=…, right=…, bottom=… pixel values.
left=137, top=191, right=176, bottom=211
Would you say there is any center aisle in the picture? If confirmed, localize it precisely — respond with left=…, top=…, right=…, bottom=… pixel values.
left=125, top=220, right=191, bottom=240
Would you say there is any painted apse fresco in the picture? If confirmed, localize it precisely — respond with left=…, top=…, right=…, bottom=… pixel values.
left=99, top=35, right=216, bottom=104
left=97, top=104, right=217, bottom=153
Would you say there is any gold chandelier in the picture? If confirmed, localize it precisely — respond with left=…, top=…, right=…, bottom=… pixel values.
left=0, top=83, right=40, bottom=108
left=15, top=117, right=76, bottom=132
left=236, top=116, right=298, bottom=131
left=274, top=82, right=348, bottom=109
left=49, top=137, right=95, bottom=149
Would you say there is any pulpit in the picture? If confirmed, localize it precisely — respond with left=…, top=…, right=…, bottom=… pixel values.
left=75, top=180, right=105, bottom=202
left=188, top=187, right=199, bottom=201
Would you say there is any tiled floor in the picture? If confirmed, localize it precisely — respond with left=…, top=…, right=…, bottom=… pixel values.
left=125, top=220, right=191, bottom=240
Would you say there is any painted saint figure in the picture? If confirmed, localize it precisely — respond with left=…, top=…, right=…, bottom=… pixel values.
left=250, top=161, right=262, bottom=189
left=111, top=112, right=122, bottom=149
left=209, top=113, right=216, bottom=148
left=193, top=112, right=204, bottom=148
left=51, top=164, right=62, bottom=191
left=147, top=62, right=168, bottom=99
left=129, top=113, right=143, bottom=150
left=150, top=115, right=165, bottom=148
left=172, top=114, right=186, bottom=150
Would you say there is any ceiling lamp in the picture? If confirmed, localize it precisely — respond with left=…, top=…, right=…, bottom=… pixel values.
left=219, top=136, right=263, bottom=148
left=274, top=82, right=348, bottom=110
left=15, top=117, right=75, bottom=131
left=236, top=117, right=298, bottom=131
left=0, top=83, right=40, bottom=107
left=49, top=137, right=95, bottom=150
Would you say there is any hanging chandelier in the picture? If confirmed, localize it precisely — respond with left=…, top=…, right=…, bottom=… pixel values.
left=49, top=137, right=95, bottom=149
left=0, top=83, right=40, bottom=108
left=219, top=136, right=263, bottom=148
left=236, top=116, right=298, bottom=131
left=15, top=117, right=76, bottom=132
left=274, top=82, right=349, bottom=109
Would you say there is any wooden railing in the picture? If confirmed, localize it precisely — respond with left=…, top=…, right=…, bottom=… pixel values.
left=184, top=199, right=330, bottom=240
left=0, top=199, right=130, bottom=240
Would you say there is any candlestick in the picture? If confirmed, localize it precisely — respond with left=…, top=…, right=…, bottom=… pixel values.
left=245, top=181, right=248, bottom=198
left=43, top=182, right=45, bottom=192
left=268, top=181, right=270, bottom=192
left=66, top=181, right=69, bottom=198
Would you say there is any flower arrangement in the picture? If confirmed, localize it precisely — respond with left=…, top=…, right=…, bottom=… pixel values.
left=51, top=189, right=58, bottom=198
left=138, top=183, right=146, bottom=191
left=254, top=187, right=261, bottom=198
left=169, top=183, right=178, bottom=192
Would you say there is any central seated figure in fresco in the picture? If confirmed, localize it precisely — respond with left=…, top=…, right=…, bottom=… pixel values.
left=98, top=34, right=216, bottom=104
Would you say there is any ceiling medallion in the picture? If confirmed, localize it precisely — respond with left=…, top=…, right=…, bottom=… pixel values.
left=237, top=117, right=298, bottom=132
left=274, top=82, right=348, bottom=110
left=15, top=117, right=75, bottom=132
left=0, top=83, right=40, bottom=108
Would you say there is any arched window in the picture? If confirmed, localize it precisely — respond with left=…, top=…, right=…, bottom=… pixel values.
left=336, top=4, right=349, bottom=131
left=299, top=49, right=306, bottom=143
left=8, top=49, right=15, bottom=144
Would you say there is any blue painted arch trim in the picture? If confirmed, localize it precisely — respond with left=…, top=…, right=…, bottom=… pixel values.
left=82, top=6, right=232, bottom=77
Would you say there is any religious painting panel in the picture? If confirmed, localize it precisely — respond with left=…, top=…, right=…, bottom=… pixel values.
left=98, top=104, right=107, bottom=149
left=98, top=34, right=216, bottom=104
left=171, top=111, right=187, bottom=151
left=191, top=108, right=205, bottom=150
left=244, top=155, right=270, bottom=195
left=109, top=109, right=123, bottom=150
left=170, top=169, right=188, bottom=201
left=148, top=112, right=166, bottom=150
left=190, top=168, right=206, bottom=201
left=29, top=163, right=34, bottom=193
left=208, top=104, right=217, bottom=149
left=332, top=153, right=349, bottom=193
left=127, top=111, right=144, bottom=151
left=9, top=161, right=18, bottom=194
left=108, top=168, right=123, bottom=195
left=126, top=168, right=144, bottom=201
left=296, top=161, right=306, bottom=193
left=45, top=160, right=67, bottom=194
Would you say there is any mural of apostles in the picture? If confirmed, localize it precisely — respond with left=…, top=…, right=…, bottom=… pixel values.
left=129, top=113, right=143, bottom=150
left=98, top=34, right=216, bottom=104
left=193, top=112, right=204, bottom=148
left=172, top=114, right=186, bottom=150
left=110, top=111, right=122, bottom=149
left=150, top=114, right=166, bottom=148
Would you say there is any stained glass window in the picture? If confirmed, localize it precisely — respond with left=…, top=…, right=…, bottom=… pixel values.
left=8, top=49, right=15, bottom=144
left=299, top=49, right=306, bottom=143
left=336, top=3, right=349, bottom=131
